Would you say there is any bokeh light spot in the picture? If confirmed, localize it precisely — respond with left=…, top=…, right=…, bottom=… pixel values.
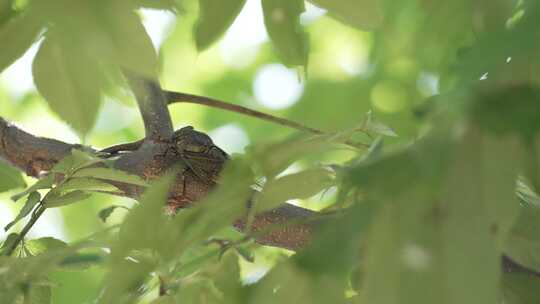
left=220, top=0, right=268, bottom=69
left=253, top=64, right=304, bottom=110
left=209, top=123, right=250, bottom=154
left=141, top=8, right=176, bottom=50
left=370, top=81, right=408, bottom=113
left=417, top=72, right=439, bottom=97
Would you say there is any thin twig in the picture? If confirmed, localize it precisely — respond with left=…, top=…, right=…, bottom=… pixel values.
left=4, top=204, right=45, bottom=256
left=158, top=275, right=167, bottom=297
left=164, top=91, right=370, bottom=149
left=164, top=91, right=325, bottom=135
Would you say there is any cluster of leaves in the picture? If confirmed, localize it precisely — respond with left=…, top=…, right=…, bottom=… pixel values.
left=0, top=148, right=152, bottom=302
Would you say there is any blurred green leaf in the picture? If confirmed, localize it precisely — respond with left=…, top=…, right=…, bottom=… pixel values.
left=308, top=0, right=383, bottom=30
left=345, top=132, right=452, bottom=198
left=98, top=205, right=129, bottom=223
left=0, top=233, right=19, bottom=255
left=51, top=149, right=101, bottom=175
left=53, top=177, right=119, bottom=193
left=516, top=178, right=540, bottom=207
left=257, top=167, right=334, bottom=211
left=295, top=200, right=376, bottom=276
left=262, top=0, right=309, bottom=67
left=44, top=190, right=92, bottom=208
left=174, top=252, right=244, bottom=304
left=32, top=35, right=102, bottom=137
left=176, top=248, right=221, bottom=279
left=362, top=111, right=397, bottom=137
left=360, top=127, right=521, bottom=304
left=0, top=0, right=15, bottom=25
left=100, top=0, right=159, bottom=78
left=471, top=84, right=540, bottom=139
left=25, top=237, right=67, bottom=256
left=11, top=175, right=54, bottom=202
left=247, top=135, right=331, bottom=178
left=73, top=167, right=149, bottom=187
left=151, top=296, right=178, bottom=304
left=24, top=285, right=51, bottom=304
left=167, top=159, right=253, bottom=255
left=504, top=206, right=540, bottom=272
left=194, top=0, right=246, bottom=51
left=115, top=172, right=176, bottom=255
left=98, top=256, right=156, bottom=304
left=0, top=7, right=42, bottom=73
left=0, top=161, right=26, bottom=193
left=99, top=172, right=176, bottom=303
left=251, top=261, right=346, bottom=304
left=501, top=273, right=540, bottom=304
left=4, top=191, right=40, bottom=231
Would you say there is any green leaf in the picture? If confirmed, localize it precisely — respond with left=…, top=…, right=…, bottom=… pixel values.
left=175, top=248, right=220, bottom=278
left=247, top=135, right=330, bottom=178
left=262, top=0, right=309, bottom=67
left=115, top=171, right=177, bottom=256
left=51, top=149, right=102, bottom=175
left=359, top=127, right=521, bottom=304
left=501, top=273, right=540, bottom=304
left=150, top=296, right=178, bottom=304
left=72, top=167, right=149, bottom=187
left=174, top=252, right=244, bottom=304
left=168, top=159, right=253, bottom=255
left=98, top=254, right=157, bottom=303
left=4, top=191, right=41, bottom=231
left=194, top=0, right=246, bottom=51
left=0, top=233, right=19, bottom=255
left=24, top=285, right=51, bottom=304
left=362, top=111, right=397, bottom=137
left=517, top=178, right=540, bottom=207
left=257, top=168, right=334, bottom=211
left=32, top=35, right=102, bottom=137
left=98, top=205, right=129, bottom=223
left=25, top=237, right=67, bottom=256
left=0, top=8, right=42, bottom=73
left=0, top=0, right=15, bottom=25
left=251, top=260, right=346, bottom=304
left=53, top=177, right=120, bottom=193
left=11, top=175, right=54, bottom=202
left=99, top=0, right=159, bottom=78
left=0, top=161, right=26, bottom=193
left=504, top=206, right=540, bottom=272
left=44, top=190, right=91, bottom=208
left=307, top=0, right=383, bottom=30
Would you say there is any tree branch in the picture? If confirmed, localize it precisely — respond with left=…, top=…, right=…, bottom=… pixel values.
left=164, top=90, right=370, bottom=149
left=1, top=116, right=539, bottom=277
left=164, top=90, right=325, bottom=135
left=125, top=74, right=174, bottom=141
left=0, top=117, right=76, bottom=177
left=0, top=116, right=313, bottom=250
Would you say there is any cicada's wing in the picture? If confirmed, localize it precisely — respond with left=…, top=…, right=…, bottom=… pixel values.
left=182, top=146, right=228, bottom=183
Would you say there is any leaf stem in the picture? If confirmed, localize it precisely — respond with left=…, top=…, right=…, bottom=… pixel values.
left=4, top=204, right=45, bottom=256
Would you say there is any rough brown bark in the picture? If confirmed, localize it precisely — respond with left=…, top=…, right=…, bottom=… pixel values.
left=0, top=116, right=315, bottom=249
